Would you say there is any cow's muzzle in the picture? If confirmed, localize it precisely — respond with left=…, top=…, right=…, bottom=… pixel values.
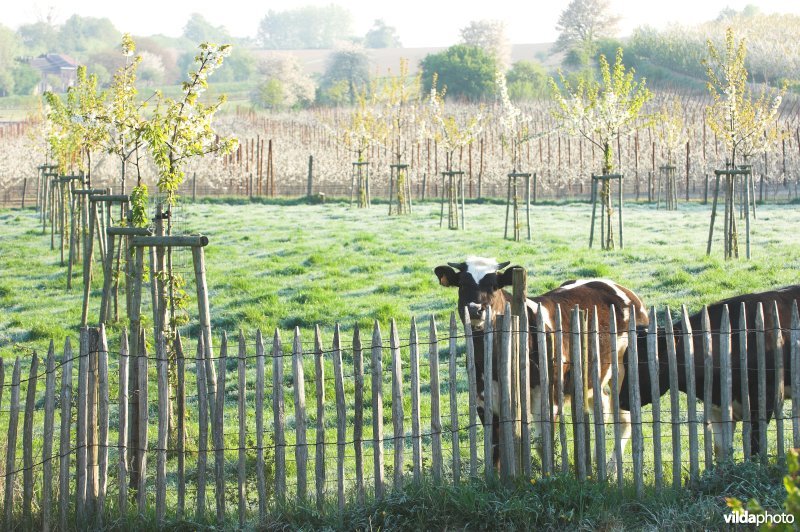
left=468, top=302, right=486, bottom=330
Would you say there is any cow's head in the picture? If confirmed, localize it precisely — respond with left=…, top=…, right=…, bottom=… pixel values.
left=434, top=257, right=518, bottom=330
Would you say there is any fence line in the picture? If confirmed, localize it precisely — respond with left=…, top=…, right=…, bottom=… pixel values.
left=0, top=300, right=799, bottom=526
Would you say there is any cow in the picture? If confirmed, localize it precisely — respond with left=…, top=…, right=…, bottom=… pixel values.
left=434, top=256, right=648, bottom=471
left=618, top=285, right=800, bottom=457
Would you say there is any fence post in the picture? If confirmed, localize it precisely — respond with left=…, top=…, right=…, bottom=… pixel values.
left=255, top=330, right=266, bottom=519
left=589, top=308, right=605, bottom=482
left=391, top=319, right=405, bottom=489
left=511, top=268, right=526, bottom=474
left=771, top=302, right=785, bottom=460
left=214, top=334, right=227, bottom=522
left=156, top=334, right=168, bottom=524
left=137, top=328, right=149, bottom=514
left=371, top=321, right=385, bottom=498
left=333, top=325, right=347, bottom=510
left=738, top=303, right=752, bottom=459
left=463, top=310, right=480, bottom=478
left=195, top=337, right=208, bottom=520
left=448, top=313, right=461, bottom=483
left=77, top=330, right=89, bottom=524
left=293, top=328, right=308, bottom=503
left=755, top=304, right=768, bottom=459
left=42, top=343, right=57, bottom=532
left=609, top=307, right=623, bottom=487
left=499, top=304, right=515, bottom=480
left=702, top=307, right=715, bottom=467
left=627, top=309, right=644, bottom=498
left=22, top=353, right=39, bottom=529
left=664, top=307, right=682, bottom=488
left=792, top=302, right=800, bottom=450
left=306, top=155, right=314, bottom=197
left=237, top=331, right=247, bottom=526
left=681, top=306, right=699, bottom=483
left=647, top=307, right=662, bottom=490
left=117, top=331, right=129, bottom=516
left=176, top=333, right=186, bottom=518
left=519, top=307, right=531, bottom=477
left=554, top=306, right=568, bottom=474
left=483, top=309, right=495, bottom=480
left=97, top=326, right=109, bottom=524
left=409, top=318, right=423, bottom=481
left=353, top=326, right=365, bottom=503
left=59, top=339, right=73, bottom=530
left=272, top=330, right=286, bottom=504
left=313, top=327, right=325, bottom=510
left=429, top=317, right=443, bottom=482
left=720, top=306, right=733, bottom=460
left=571, top=306, right=587, bottom=481
left=3, top=358, right=21, bottom=530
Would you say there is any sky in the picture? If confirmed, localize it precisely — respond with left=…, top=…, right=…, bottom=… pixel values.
left=5, top=0, right=800, bottom=47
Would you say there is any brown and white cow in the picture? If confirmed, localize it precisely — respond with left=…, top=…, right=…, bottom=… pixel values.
left=618, top=285, right=800, bottom=457
left=435, top=256, right=648, bottom=470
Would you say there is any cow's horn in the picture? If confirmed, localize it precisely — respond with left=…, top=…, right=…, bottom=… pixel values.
left=447, top=262, right=466, bottom=271
left=496, top=261, right=511, bottom=270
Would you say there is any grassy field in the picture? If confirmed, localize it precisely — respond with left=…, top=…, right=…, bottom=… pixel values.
left=2, top=198, right=800, bottom=357
left=1, top=198, right=799, bottom=528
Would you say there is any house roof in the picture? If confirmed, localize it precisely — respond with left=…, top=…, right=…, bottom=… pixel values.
left=29, top=54, right=79, bottom=75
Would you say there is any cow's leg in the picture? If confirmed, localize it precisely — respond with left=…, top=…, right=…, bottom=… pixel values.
left=607, top=409, right=633, bottom=475
left=607, top=349, right=632, bottom=476
left=709, top=406, right=738, bottom=460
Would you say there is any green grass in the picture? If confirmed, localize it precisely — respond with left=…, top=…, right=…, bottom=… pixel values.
left=3, top=199, right=800, bottom=358
left=260, top=459, right=789, bottom=530
left=1, top=199, right=799, bottom=528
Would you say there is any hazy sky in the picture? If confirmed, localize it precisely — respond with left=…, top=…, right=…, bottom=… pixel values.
left=6, top=0, right=800, bottom=46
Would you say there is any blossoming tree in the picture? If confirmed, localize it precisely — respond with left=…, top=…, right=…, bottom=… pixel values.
left=550, top=48, right=652, bottom=249
left=420, top=75, right=483, bottom=229
left=703, top=27, right=786, bottom=259
left=656, top=98, right=687, bottom=209
left=377, top=59, right=422, bottom=214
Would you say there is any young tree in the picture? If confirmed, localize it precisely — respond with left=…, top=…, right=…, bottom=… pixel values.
left=496, top=71, right=538, bottom=172
left=460, top=19, right=511, bottom=70
left=704, top=27, right=785, bottom=167
left=551, top=48, right=652, bottom=249
left=419, top=75, right=483, bottom=228
left=703, top=27, right=785, bottom=260
left=658, top=98, right=687, bottom=167
left=44, top=66, right=107, bottom=183
left=103, top=34, right=146, bottom=198
left=376, top=59, right=421, bottom=213
left=143, top=43, right=238, bottom=206
left=338, top=84, right=385, bottom=207
left=554, top=0, right=620, bottom=67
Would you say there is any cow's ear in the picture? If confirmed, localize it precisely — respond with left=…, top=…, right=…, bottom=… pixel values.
left=434, top=265, right=460, bottom=288
left=497, top=265, right=523, bottom=287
